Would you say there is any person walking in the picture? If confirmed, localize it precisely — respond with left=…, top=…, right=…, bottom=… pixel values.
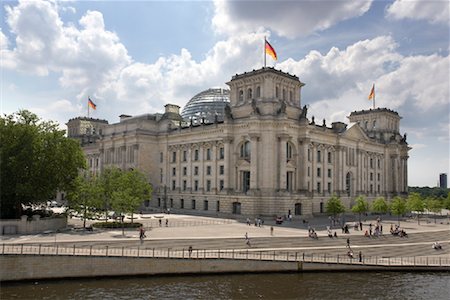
left=270, top=226, right=274, bottom=236
left=346, top=238, right=350, bottom=248
left=358, top=251, right=362, bottom=262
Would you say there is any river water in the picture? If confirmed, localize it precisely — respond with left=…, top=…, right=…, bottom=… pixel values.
left=1, top=272, right=449, bottom=300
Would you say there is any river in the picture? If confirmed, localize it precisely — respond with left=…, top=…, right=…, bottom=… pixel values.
left=1, top=272, right=449, bottom=299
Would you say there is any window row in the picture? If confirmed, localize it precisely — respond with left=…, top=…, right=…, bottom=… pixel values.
left=162, top=147, right=225, bottom=163
left=172, top=165, right=225, bottom=176
left=171, top=179, right=225, bottom=192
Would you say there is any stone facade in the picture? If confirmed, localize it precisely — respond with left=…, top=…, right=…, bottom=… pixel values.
left=67, top=67, right=410, bottom=217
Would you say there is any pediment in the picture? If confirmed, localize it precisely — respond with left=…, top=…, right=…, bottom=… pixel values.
left=236, top=159, right=251, bottom=168
left=342, top=124, right=369, bottom=141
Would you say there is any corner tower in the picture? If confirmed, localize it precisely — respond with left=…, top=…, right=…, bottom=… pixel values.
left=226, top=67, right=305, bottom=119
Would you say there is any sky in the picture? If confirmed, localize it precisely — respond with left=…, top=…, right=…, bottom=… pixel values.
left=1, top=0, right=449, bottom=187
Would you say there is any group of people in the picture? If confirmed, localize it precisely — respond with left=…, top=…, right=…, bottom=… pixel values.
left=390, top=224, right=407, bottom=237
left=327, top=226, right=338, bottom=238
left=246, top=217, right=264, bottom=227
left=308, top=226, right=318, bottom=239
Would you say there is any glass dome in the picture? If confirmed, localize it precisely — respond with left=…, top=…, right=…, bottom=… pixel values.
left=181, top=88, right=230, bottom=123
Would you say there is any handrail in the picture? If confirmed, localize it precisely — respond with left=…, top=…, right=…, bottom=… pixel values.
left=1, top=243, right=449, bottom=267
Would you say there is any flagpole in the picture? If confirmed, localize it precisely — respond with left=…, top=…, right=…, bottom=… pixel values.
left=264, top=37, right=266, bottom=68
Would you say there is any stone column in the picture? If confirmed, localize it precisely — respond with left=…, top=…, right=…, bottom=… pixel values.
left=278, top=134, right=289, bottom=191
left=249, top=134, right=260, bottom=191
left=223, top=137, right=233, bottom=192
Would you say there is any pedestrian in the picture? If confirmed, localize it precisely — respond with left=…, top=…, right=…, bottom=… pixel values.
left=158, top=219, right=162, bottom=227
left=165, top=219, right=169, bottom=227
left=245, top=232, right=248, bottom=240
left=270, top=226, right=274, bottom=236
left=334, top=231, right=338, bottom=238
left=246, top=218, right=250, bottom=226
left=188, top=245, right=193, bottom=257
left=346, top=238, right=350, bottom=247
left=358, top=251, right=362, bottom=262
left=359, top=221, right=363, bottom=231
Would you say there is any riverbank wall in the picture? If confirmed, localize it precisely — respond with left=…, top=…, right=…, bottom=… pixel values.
left=1, top=255, right=449, bottom=282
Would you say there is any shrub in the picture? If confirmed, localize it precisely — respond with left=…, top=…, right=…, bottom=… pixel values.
left=92, top=221, right=142, bottom=229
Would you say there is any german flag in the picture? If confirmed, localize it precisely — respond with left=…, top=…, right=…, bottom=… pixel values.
left=368, top=84, right=375, bottom=101
left=88, top=98, right=97, bottom=110
left=265, top=39, right=277, bottom=60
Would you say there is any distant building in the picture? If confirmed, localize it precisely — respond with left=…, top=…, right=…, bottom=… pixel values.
left=439, top=173, right=447, bottom=189
left=67, top=67, right=410, bottom=217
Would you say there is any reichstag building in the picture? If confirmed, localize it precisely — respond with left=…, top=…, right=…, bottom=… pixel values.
left=67, top=67, right=410, bottom=217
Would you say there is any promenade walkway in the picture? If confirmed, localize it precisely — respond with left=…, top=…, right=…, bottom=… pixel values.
left=2, top=213, right=449, bottom=260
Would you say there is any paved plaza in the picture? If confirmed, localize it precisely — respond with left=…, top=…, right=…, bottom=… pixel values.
left=1, top=213, right=449, bottom=260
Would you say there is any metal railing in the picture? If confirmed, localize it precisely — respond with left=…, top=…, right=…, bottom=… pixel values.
left=2, top=243, right=449, bottom=267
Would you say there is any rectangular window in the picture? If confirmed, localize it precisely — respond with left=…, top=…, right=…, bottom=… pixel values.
left=370, top=172, right=373, bottom=181
left=183, top=180, right=187, bottom=191
left=194, top=180, right=198, bottom=191
left=378, top=184, right=380, bottom=193
left=317, top=168, right=321, bottom=177
left=370, top=158, right=373, bottom=169
left=206, top=148, right=211, bottom=160
left=160, top=152, right=163, bottom=163
left=219, top=165, right=224, bottom=175
left=370, top=184, right=373, bottom=193
left=317, top=182, right=321, bottom=193
left=204, top=200, right=208, bottom=211
left=160, top=169, right=163, bottom=183
left=308, top=149, right=311, bottom=161
left=219, top=147, right=224, bottom=159
left=191, top=199, right=196, bottom=210
left=183, top=167, right=187, bottom=176
left=328, top=168, right=332, bottom=178
left=183, top=150, right=187, bottom=162
left=317, top=150, right=321, bottom=163
left=172, top=151, right=176, bottom=163
left=216, top=201, right=220, bottom=212
left=206, top=180, right=211, bottom=192
left=172, top=180, right=176, bottom=190
left=242, top=171, right=250, bottom=193
left=378, top=159, right=381, bottom=168
left=377, top=173, right=380, bottom=181
left=327, top=152, right=332, bottom=163
left=194, top=149, right=199, bottom=161
left=219, top=180, right=224, bottom=191
left=307, top=167, right=310, bottom=177
left=180, top=199, right=184, bottom=209
left=328, top=182, right=331, bottom=193
left=158, top=198, right=161, bottom=207
left=194, top=166, right=199, bottom=176
left=172, top=167, right=176, bottom=176
left=170, top=198, right=173, bottom=208
left=206, top=166, right=211, bottom=175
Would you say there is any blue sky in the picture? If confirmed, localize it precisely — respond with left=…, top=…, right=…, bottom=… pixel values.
left=1, top=0, right=449, bottom=187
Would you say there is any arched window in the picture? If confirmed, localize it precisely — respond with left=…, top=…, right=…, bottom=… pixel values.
left=247, top=88, right=252, bottom=99
left=240, top=141, right=251, bottom=159
left=239, top=90, right=244, bottom=102
left=256, top=86, right=261, bottom=98
left=286, top=142, right=293, bottom=161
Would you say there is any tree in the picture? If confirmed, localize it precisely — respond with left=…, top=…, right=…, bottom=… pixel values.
left=67, top=175, right=103, bottom=228
left=390, top=196, right=407, bottom=226
left=372, top=197, right=389, bottom=215
left=425, top=197, right=443, bottom=224
left=110, top=169, right=152, bottom=234
left=444, top=192, right=450, bottom=210
left=406, top=192, right=425, bottom=224
left=326, top=195, right=346, bottom=222
left=0, top=110, right=85, bottom=219
left=351, top=195, right=369, bottom=222
left=98, top=167, right=123, bottom=221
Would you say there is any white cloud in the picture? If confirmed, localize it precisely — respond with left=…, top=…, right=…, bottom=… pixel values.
left=212, top=0, right=373, bottom=38
left=386, top=0, right=450, bottom=24
left=4, top=0, right=131, bottom=89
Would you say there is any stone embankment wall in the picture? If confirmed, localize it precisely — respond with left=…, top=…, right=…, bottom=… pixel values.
left=0, top=216, right=67, bottom=235
left=0, top=255, right=298, bottom=281
left=2, top=255, right=449, bottom=282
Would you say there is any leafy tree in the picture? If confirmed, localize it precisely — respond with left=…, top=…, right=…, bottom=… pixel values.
left=0, top=110, right=85, bottom=219
left=406, top=192, right=425, bottom=224
left=425, top=197, right=443, bottom=224
left=351, top=195, right=369, bottom=222
left=326, top=195, right=346, bottom=221
left=444, top=192, right=450, bottom=210
left=67, top=175, right=103, bottom=228
left=110, top=169, right=152, bottom=234
left=390, top=196, right=407, bottom=226
left=98, top=167, right=123, bottom=221
left=372, top=197, right=389, bottom=215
